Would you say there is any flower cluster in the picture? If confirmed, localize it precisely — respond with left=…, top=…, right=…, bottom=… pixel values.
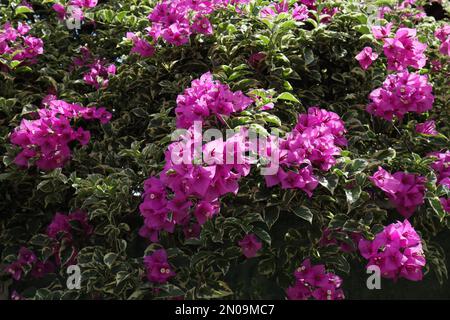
left=370, top=167, right=426, bottom=219
left=144, top=249, right=175, bottom=283
left=52, top=0, right=98, bottom=23
left=429, top=151, right=450, bottom=188
left=72, top=47, right=116, bottom=89
left=441, top=198, right=450, bottom=213
left=126, top=32, right=156, bottom=58
left=0, top=22, right=43, bottom=71
left=83, top=59, right=116, bottom=89
left=265, top=107, right=346, bottom=197
left=147, top=0, right=242, bottom=47
left=429, top=151, right=450, bottom=213
left=260, top=1, right=309, bottom=22
left=175, top=72, right=253, bottom=129
left=359, top=220, right=426, bottom=281
left=286, top=259, right=344, bottom=300
left=371, top=22, right=393, bottom=40
left=366, top=70, right=434, bottom=121
left=46, top=210, right=93, bottom=267
left=298, top=0, right=339, bottom=24
left=292, top=0, right=339, bottom=23
left=415, top=120, right=438, bottom=136
left=238, top=234, right=262, bottom=258
left=4, top=247, right=55, bottom=281
left=139, top=127, right=251, bottom=242
left=383, top=28, right=427, bottom=71
left=435, top=24, right=450, bottom=56
left=47, top=210, right=93, bottom=241
left=140, top=73, right=255, bottom=242
left=355, top=46, right=378, bottom=70
left=10, top=97, right=111, bottom=170
left=4, top=210, right=92, bottom=283
left=319, top=6, right=339, bottom=24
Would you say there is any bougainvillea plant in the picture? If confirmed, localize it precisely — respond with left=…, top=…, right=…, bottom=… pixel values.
left=0, top=0, right=449, bottom=300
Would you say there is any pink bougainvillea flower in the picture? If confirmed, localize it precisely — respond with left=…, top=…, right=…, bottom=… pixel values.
left=138, top=225, right=160, bottom=243
left=292, top=4, right=309, bottom=21
left=264, top=107, right=346, bottom=197
left=70, top=0, right=98, bottom=8
left=10, top=97, right=111, bottom=170
left=52, top=3, right=67, bottom=20
left=175, top=71, right=252, bottom=128
left=286, top=281, right=311, bottom=300
left=415, top=120, right=438, bottom=136
left=17, top=22, right=31, bottom=35
left=320, top=7, right=339, bottom=24
left=371, top=22, right=393, bottom=40
left=194, top=200, right=220, bottom=225
left=435, top=25, right=450, bottom=42
left=5, top=261, right=23, bottom=281
left=299, top=0, right=316, bottom=7
left=248, top=52, right=267, bottom=69
left=261, top=0, right=289, bottom=18
left=431, top=59, right=442, bottom=71
left=434, top=24, right=450, bottom=55
left=238, top=234, right=262, bottom=258
left=47, top=210, right=92, bottom=241
left=82, top=59, right=116, bottom=89
left=191, top=15, right=213, bottom=35
left=359, top=220, right=426, bottom=282
left=11, top=291, right=23, bottom=300
left=439, top=38, right=450, bottom=56
left=0, top=22, right=44, bottom=70
left=370, top=167, right=426, bottom=219
left=429, top=151, right=450, bottom=188
left=355, top=46, right=378, bottom=70
left=260, top=0, right=308, bottom=21
left=18, top=247, right=37, bottom=265
left=144, top=249, right=176, bottom=283
left=370, top=166, right=401, bottom=195
left=440, top=198, right=450, bottom=213
left=383, top=28, right=427, bottom=71
left=366, top=70, right=434, bottom=121
left=161, top=22, right=191, bottom=46
left=127, top=32, right=155, bottom=57
left=287, top=259, right=344, bottom=300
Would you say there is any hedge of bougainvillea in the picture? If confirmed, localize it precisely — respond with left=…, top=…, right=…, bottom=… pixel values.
left=0, top=0, right=449, bottom=300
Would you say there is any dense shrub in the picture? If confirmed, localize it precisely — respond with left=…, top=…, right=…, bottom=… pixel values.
left=0, top=0, right=449, bottom=300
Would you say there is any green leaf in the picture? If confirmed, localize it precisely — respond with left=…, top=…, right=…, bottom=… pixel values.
left=263, top=206, right=280, bottom=229
left=196, top=281, right=233, bottom=299
left=15, top=6, right=34, bottom=16
left=277, top=92, right=300, bottom=103
left=37, top=180, right=54, bottom=193
left=318, top=174, right=339, bottom=194
left=326, top=255, right=350, bottom=274
left=349, top=159, right=368, bottom=173
left=303, top=48, right=315, bottom=65
left=428, top=197, right=447, bottom=222
left=292, top=206, right=313, bottom=223
left=103, top=253, right=118, bottom=269
left=345, top=186, right=362, bottom=206
left=253, top=228, right=271, bottom=245
left=155, top=284, right=185, bottom=299
left=373, top=148, right=396, bottom=162
left=258, top=258, right=276, bottom=276
left=10, top=60, right=22, bottom=69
